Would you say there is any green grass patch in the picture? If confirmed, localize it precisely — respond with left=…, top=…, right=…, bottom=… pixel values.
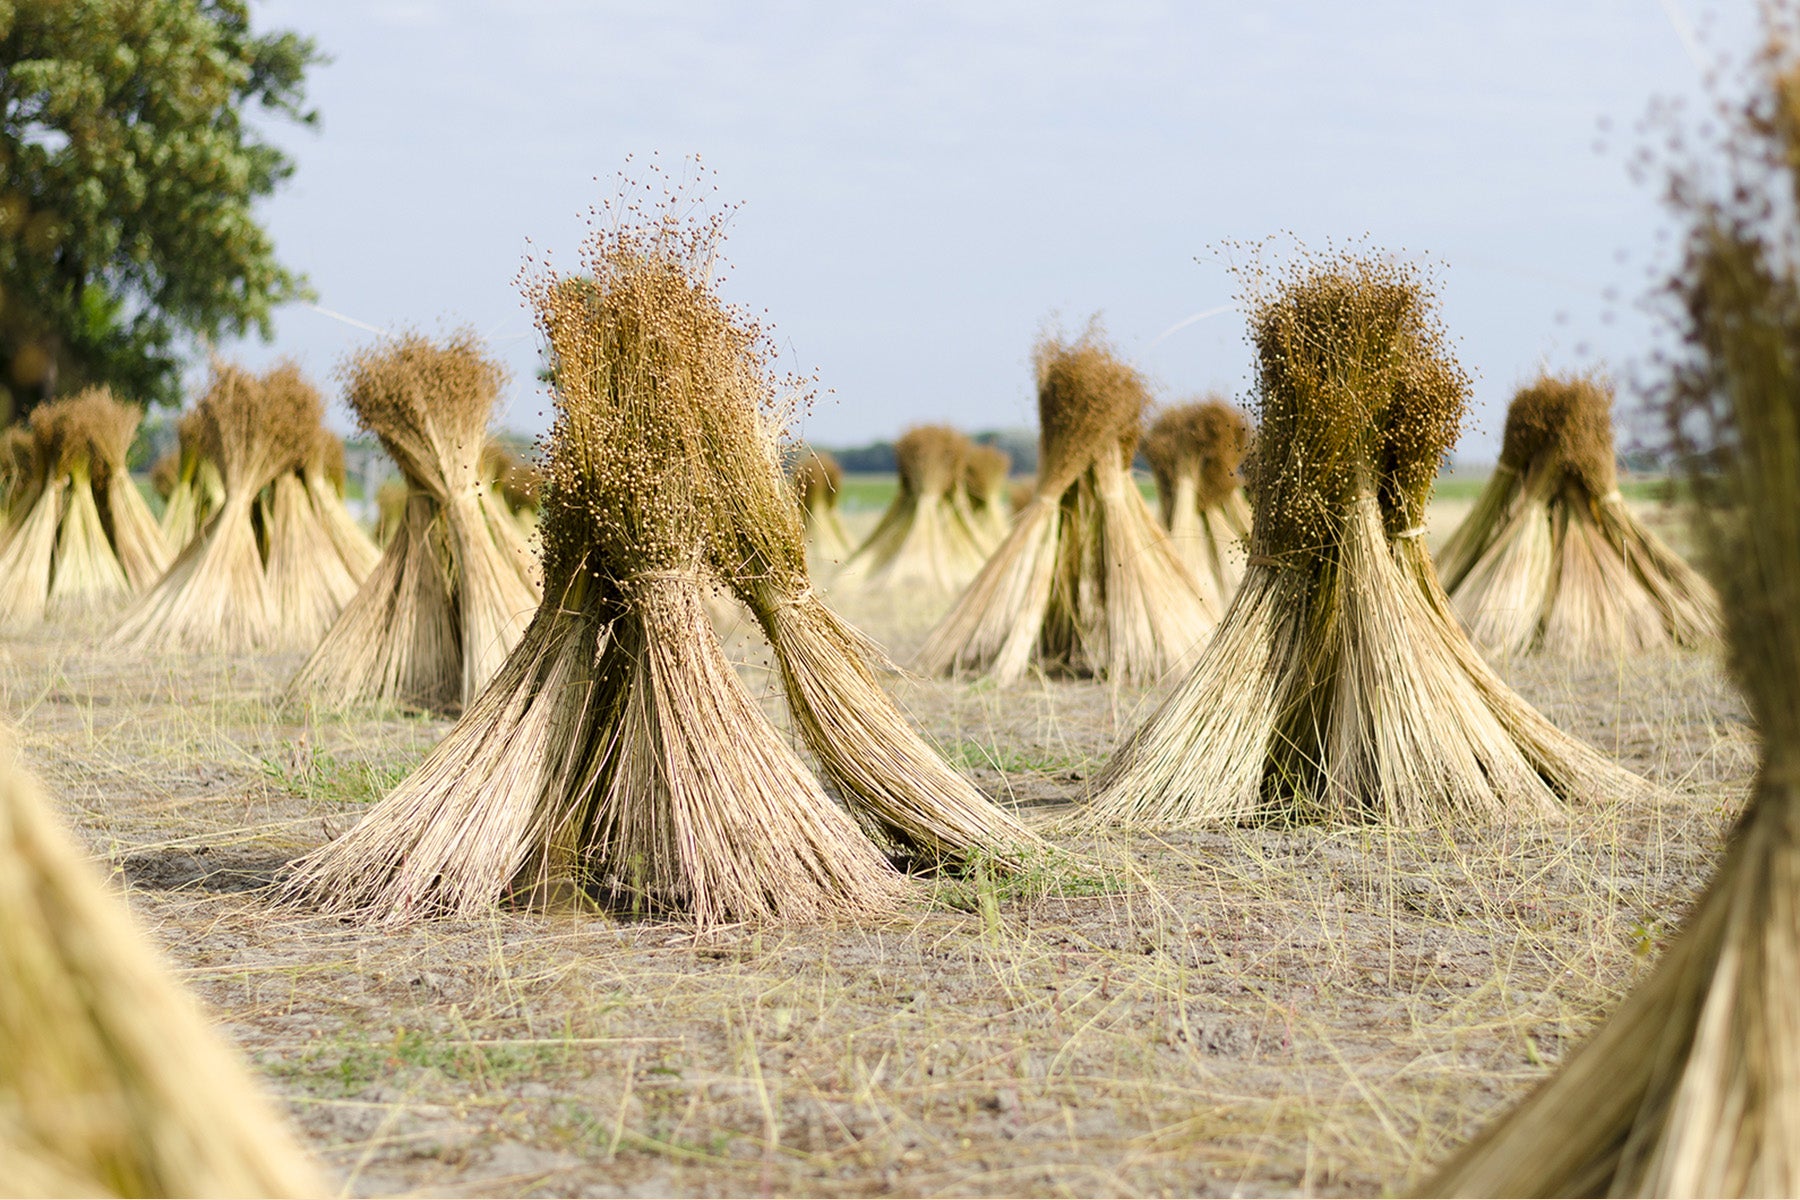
left=951, top=739, right=1094, bottom=776
left=261, top=750, right=413, bottom=807
left=270, top=1025, right=569, bottom=1096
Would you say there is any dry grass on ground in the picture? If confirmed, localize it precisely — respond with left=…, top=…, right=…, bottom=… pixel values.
left=0, top=495, right=1755, bottom=1197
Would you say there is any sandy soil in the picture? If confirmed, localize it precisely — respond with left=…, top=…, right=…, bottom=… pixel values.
left=2, top=496, right=1753, bottom=1197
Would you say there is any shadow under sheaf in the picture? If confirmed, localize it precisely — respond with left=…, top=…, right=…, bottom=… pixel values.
left=118, top=846, right=295, bottom=894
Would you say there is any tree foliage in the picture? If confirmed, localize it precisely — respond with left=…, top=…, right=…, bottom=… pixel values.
left=0, top=0, right=321, bottom=414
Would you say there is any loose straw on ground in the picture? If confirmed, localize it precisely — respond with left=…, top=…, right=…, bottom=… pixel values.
left=1421, top=35, right=1800, bottom=1194
left=841, top=425, right=988, bottom=594
left=1437, top=372, right=1721, bottom=659
left=283, top=185, right=915, bottom=925
left=1086, top=250, right=1639, bottom=827
left=792, top=447, right=853, bottom=564
left=289, top=332, right=538, bottom=711
left=919, top=323, right=1216, bottom=685
left=0, top=736, right=322, bottom=1196
left=1142, top=396, right=1253, bottom=613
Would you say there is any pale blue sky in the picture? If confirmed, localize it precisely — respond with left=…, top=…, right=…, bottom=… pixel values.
left=233, top=1, right=1751, bottom=460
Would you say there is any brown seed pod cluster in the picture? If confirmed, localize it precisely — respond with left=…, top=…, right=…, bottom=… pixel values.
left=1035, top=323, right=1149, bottom=493
left=1495, top=372, right=1618, bottom=497
left=1245, top=252, right=1469, bottom=556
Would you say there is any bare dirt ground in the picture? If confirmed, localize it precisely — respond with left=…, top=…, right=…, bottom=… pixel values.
left=3, top=496, right=1755, bottom=1197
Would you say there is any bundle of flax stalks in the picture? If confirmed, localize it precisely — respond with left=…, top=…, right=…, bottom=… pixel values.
left=480, top=440, right=544, bottom=544
left=282, top=200, right=950, bottom=925
left=1, top=425, right=36, bottom=525
left=304, top=429, right=381, bottom=582
left=0, top=407, right=65, bottom=625
left=792, top=446, right=853, bottom=563
left=841, top=425, right=988, bottom=593
left=86, top=388, right=170, bottom=594
left=963, top=442, right=1012, bottom=549
left=689, top=333, right=1040, bottom=872
left=373, top=477, right=407, bottom=546
left=1086, top=252, right=1638, bottom=827
left=1436, top=371, right=1720, bottom=659
left=112, top=363, right=318, bottom=653
left=0, top=389, right=169, bottom=627
left=259, top=372, right=375, bottom=649
left=918, top=326, right=1216, bottom=685
left=1421, top=40, right=1800, bottom=1198
left=288, top=332, right=538, bottom=712
left=0, top=737, right=321, bottom=1197
left=155, top=409, right=224, bottom=553
left=1142, top=396, right=1253, bottom=612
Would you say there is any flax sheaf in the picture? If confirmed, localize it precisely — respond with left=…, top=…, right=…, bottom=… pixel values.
left=258, top=369, right=375, bottom=650
left=918, top=322, right=1216, bottom=685
left=792, top=447, right=854, bottom=564
left=111, top=362, right=319, bottom=653
left=288, top=331, right=539, bottom=712
left=1422, top=33, right=1800, bottom=1193
left=0, top=389, right=172, bottom=629
left=154, top=409, right=223, bottom=554
left=0, top=736, right=322, bottom=1197
left=1438, top=372, right=1721, bottom=660
left=282, top=183, right=964, bottom=925
left=840, top=424, right=989, bottom=595
left=1142, top=395, right=1254, bottom=613
left=1087, top=250, right=1640, bottom=829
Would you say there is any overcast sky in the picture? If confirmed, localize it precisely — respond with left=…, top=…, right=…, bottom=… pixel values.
left=233, top=0, right=1752, bottom=461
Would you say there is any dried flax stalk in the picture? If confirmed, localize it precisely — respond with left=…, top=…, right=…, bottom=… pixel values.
left=1423, top=43, right=1800, bottom=1192
left=91, top=396, right=172, bottom=593
left=919, top=324, right=1215, bottom=685
left=842, top=425, right=989, bottom=595
left=1088, top=251, right=1637, bottom=828
left=290, top=332, right=536, bottom=711
left=285, top=187, right=912, bottom=925
left=793, top=447, right=854, bottom=564
left=0, top=737, right=321, bottom=1197
left=111, top=362, right=318, bottom=653
left=45, top=410, right=129, bottom=616
left=963, top=442, right=1013, bottom=550
left=156, top=410, right=219, bottom=553
left=1142, top=397, right=1253, bottom=612
left=695, top=371, right=1039, bottom=868
left=305, top=432, right=381, bottom=582
left=1438, top=372, right=1721, bottom=659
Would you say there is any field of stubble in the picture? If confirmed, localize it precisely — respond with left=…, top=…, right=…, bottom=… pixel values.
left=1, top=490, right=1756, bottom=1198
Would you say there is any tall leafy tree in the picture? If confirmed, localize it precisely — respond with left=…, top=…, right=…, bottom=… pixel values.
left=0, top=0, right=321, bottom=414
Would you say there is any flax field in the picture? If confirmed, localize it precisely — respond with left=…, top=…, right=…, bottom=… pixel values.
left=4, top=486, right=1749, bottom=1198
